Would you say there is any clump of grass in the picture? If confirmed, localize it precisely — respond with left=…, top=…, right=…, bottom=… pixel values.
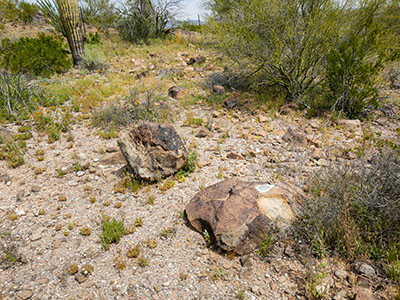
left=146, top=239, right=158, bottom=249
left=68, top=263, right=79, bottom=275
left=100, top=219, right=125, bottom=250
left=0, top=139, right=26, bottom=167
left=295, top=150, right=400, bottom=261
left=80, top=226, right=92, bottom=236
left=138, top=256, right=149, bottom=267
left=134, top=217, right=143, bottom=227
left=114, top=256, right=126, bottom=270
left=127, top=245, right=141, bottom=258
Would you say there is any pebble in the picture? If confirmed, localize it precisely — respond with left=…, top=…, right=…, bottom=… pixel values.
left=75, top=273, right=88, bottom=284
left=17, top=289, right=33, bottom=300
left=30, top=233, right=41, bottom=241
left=67, top=180, right=79, bottom=186
left=77, top=171, right=85, bottom=177
left=16, top=210, right=26, bottom=216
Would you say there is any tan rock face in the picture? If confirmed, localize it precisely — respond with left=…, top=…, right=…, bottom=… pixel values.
left=118, top=123, right=187, bottom=181
left=185, top=179, right=299, bottom=255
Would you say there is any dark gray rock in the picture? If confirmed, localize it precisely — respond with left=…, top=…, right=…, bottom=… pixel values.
left=118, top=123, right=187, bottom=181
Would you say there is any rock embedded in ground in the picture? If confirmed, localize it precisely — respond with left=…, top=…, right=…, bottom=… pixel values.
left=168, top=86, right=185, bottom=99
left=224, top=96, right=239, bottom=109
left=17, top=289, right=33, bottom=300
left=118, top=123, right=187, bottom=181
left=187, top=55, right=206, bottom=65
left=212, top=85, right=225, bottom=94
left=185, top=178, right=300, bottom=255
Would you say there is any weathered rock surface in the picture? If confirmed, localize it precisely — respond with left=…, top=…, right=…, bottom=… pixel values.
left=168, top=86, right=185, bottom=99
left=185, top=178, right=299, bottom=254
left=118, top=123, right=187, bottom=181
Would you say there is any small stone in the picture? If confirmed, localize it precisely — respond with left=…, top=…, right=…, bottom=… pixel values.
left=251, top=286, right=260, bottom=294
left=16, top=190, right=24, bottom=201
left=67, top=180, right=79, bottom=187
left=212, top=85, right=225, bottom=94
left=93, top=158, right=100, bottom=162
left=106, top=147, right=119, bottom=153
left=258, top=115, right=269, bottom=123
left=77, top=171, right=85, bottom=177
left=224, top=96, right=239, bottom=109
left=154, top=285, right=161, bottom=292
left=31, top=185, right=41, bottom=193
left=227, top=152, right=245, bottom=160
left=30, top=233, right=41, bottom=241
left=17, top=289, right=33, bottom=299
left=58, top=195, right=67, bottom=201
left=75, top=273, right=88, bottom=284
left=16, top=210, right=26, bottom=216
left=356, top=288, right=373, bottom=300
left=196, top=129, right=213, bottom=138
left=358, top=263, right=375, bottom=278
left=334, top=270, right=348, bottom=279
left=168, top=86, right=185, bottom=99
left=338, top=119, right=361, bottom=128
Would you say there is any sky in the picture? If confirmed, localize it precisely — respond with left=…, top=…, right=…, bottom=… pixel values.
left=180, top=0, right=207, bottom=21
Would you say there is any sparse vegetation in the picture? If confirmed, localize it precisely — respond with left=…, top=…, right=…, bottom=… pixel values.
left=296, top=150, right=400, bottom=261
left=100, top=219, right=125, bottom=250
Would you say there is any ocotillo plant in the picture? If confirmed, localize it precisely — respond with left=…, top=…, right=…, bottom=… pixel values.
left=56, top=0, right=84, bottom=66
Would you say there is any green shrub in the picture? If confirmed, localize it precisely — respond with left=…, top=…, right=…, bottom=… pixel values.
left=100, top=219, right=125, bottom=250
left=177, top=20, right=203, bottom=33
left=0, top=0, right=39, bottom=24
left=296, top=150, right=400, bottom=261
left=207, top=0, right=343, bottom=104
left=80, top=44, right=107, bottom=72
left=0, top=33, right=71, bottom=77
left=86, top=32, right=102, bottom=45
left=18, top=1, right=39, bottom=24
left=80, top=0, right=117, bottom=34
left=322, top=2, right=395, bottom=119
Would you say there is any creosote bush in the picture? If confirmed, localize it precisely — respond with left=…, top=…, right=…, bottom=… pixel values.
left=207, top=0, right=398, bottom=118
left=295, top=150, right=400, bottom=261
left=0, top=34, right=71, bottom=78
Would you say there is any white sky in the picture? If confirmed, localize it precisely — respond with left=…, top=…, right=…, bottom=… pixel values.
left=181, top=0, right=206, bottom=20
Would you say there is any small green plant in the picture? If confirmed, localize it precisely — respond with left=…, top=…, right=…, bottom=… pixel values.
left=211, top=267, right=225, bottom=280
left=175, top=150, right=199, bottom=179
left=68, top=263, right=79, bottom=275
left=160, top=180, right=175, bottom=191
left=134, top=217, right=143, bottom=227
left=100, top=219, right=125, bottom=250
left=57, top=169, right=66, bottom=177
left=305, top=264, right=328, bottom=299
left=147, top=195, right=155, bottom=205
left=80, top=226, right=92, bottom=236
left=237, top=290, right=245, bottom=299
left=146, top=239, right=158, bottom=249
left=138, top=256, right=149, bottom=267
left=203, top=229, right=211, bottom=245
left=127, top=245, right=141, bottom=258
left=257, top=235, right=275, bottom=257
left=114, top=256, right=126, bottom=270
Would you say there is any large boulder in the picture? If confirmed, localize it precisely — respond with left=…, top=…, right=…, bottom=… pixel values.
left=118, top=123, right=187, bottom=181
left=185, top=179, right=300, bottom=255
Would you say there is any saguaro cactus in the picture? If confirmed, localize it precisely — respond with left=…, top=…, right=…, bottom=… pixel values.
left=56, top=0, right=84, bottom=66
